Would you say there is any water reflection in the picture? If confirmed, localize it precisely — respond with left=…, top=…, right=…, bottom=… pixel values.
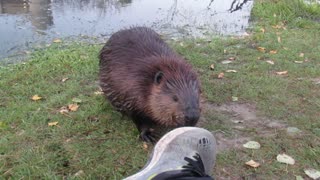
left=0, top=0, right=253, bottom=62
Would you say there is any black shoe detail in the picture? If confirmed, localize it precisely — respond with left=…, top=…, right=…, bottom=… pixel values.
left=151, top=153, right=214, bottom=180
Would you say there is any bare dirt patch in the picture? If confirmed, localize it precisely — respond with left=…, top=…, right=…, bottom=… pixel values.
left=200, top=102, right=287, bottom=152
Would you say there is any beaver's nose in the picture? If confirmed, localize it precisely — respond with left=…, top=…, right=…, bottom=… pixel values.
left=185, top=111, right=200, bottom=126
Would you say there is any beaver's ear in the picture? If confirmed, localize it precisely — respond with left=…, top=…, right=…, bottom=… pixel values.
left=154, top=71, right=164, bottom=85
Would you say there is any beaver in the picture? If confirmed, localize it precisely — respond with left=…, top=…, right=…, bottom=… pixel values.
left=99, top=27, right=201, bottom=142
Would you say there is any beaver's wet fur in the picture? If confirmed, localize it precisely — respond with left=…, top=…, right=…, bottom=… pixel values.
left=99, top=27, right=201, bottom=142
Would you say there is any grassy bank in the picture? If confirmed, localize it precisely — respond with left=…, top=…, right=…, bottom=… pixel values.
left=1, top=0, right=320, bottom=179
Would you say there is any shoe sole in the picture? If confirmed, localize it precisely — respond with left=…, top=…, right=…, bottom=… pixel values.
left=124, top=127, right=216, bottom=180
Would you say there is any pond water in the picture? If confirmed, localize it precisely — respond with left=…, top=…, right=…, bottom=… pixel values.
left=0, top=0, right=253, bottom=63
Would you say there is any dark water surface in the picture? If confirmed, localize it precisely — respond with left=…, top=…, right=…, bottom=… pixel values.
left=0, top=0, right=253, bottom=63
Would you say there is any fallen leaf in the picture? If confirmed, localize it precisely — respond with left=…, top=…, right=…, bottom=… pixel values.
left=277, top=36, right=281, bottom=43
left=257, top=47, right=266, bottom=53
left=94, top=91, right=104, bottom=95
left=74, top=170, right=84, bottom=177
left=31, top=95, right=42, bottom=101
left=53, top=38, right=62, bottom=43
left=276, top=69, right=287, bottom=76
left=276, top=154, right=295, bottom=165
left=221, top=60, right=233, bottom=64
left=299, top=53, right=304, bottom=57
left=210, top=64, right=215, bottom=70
left=245, top=160, right=260, bottom=168
left=68, top=104, right=79, bottom=112
left=295, top=176, right=303, bottom=180
left=143, top=142, right=148, bottom=150
left=269, top=50, right=277, bottom=54
left=218, top=72, right=224, bottom=79
left=260, top=28, right=265, bottom=33
left=223, top=49, right=227, bottom=54
left=287, top=127, right=302, bottom=136
left=304, top=169, right=320, bottom=179
left=228, top=57, right=236, bottom=61
left=72, top=98, right=82, bottom=103
left=62, top=78, right=69, bottom=82
left=59, top=106, right=69, bottom=114
left=232, top=96, right=238, bottom=102
left=294, top=61, right=303, bottom=64
left=226, top=70, right=237, bottom=73
left=266, top=60, right=275, bottom=65
left=179, top=42, right=184, bottom=47
left=243, top=141, right=261, bottom=149
left=48, top=121, right=59, bottom=126
left=276, top=71, right=288, bottom=75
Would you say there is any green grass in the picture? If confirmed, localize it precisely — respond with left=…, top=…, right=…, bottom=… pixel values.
left=1, top=0, right=320, bottom=179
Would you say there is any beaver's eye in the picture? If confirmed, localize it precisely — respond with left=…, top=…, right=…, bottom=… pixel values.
left=173, top=95, right=178, bottom=102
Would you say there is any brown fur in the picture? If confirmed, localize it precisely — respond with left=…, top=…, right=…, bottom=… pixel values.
left=99, top=27, right=201, bottom=141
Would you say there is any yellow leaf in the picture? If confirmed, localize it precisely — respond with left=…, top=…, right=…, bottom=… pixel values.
left=245, top=160, right=260, bottom=168
left=218, top=72, right=224, bottom=79
left=68, top=104, right=79, bottom=112
left=269, top=50, right=277, bottom=54
left=299, top=53, right=304, bottom=57
left=226, top=70, right=237, bottom=73
left=53, top=39, right=62, bottom=43
left=31, top=95, right=42, bottom=101
left=277, top=36, right=281, bottom=43
left=266, top=60, right=275, bottom=65
left=48, top=121, right=58, bottom=126
left=257, top=47, right=266, bottom=53
left=62, top=78, right=69, bottom=82
left=276, top=71, right=288, bottom=75
left=228, top=57, right=236, bottom=61
left=210, top=64, right=215, bottom=70
left=94, top=91, right=104, bottom=95
left=143, top=142, right=148, bottom=150
left=260, top=28, right=265, bottom=33
left=294, top=61, right=303, bottom=64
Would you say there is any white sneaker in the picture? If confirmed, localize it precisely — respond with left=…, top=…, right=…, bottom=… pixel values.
left=124, top=127, right=217, bottom=180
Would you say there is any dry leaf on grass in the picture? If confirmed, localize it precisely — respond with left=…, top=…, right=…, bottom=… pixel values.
left=277, top=36, right=281, bottom=43
left=266, top=60, right=275, bottom=65
left=243, top=141, right=261, bottom=149
left=294, top=61, right=303, bottom=64
left=260, top=28, right=265, bottom=33
left=221, top=60, right=233, bottom=64
left=257, top=47, right=266, bottom=53
left=276, top=71, right=288, bottom=75
left=299, top=53, right=304, bottom=57
left=210, top=64, right=215, bottom=70
left=143, top=142, right=148, bottom=150
left=68, top=104, right=79, bottom=112
left=232, top=96, right=238, bottom=102
left=218, top=72, right=224, bottom=79
left=304, top=169, right=320, bottom=179
left=62, top=78, right=69, bottom=82
left=53, top=39, right=62, bottom=43
left=228, top=57, right=236, bottom=61
left=94, top=91, right=104, bottom=95
left=48, top=121, right=59, bottom=126
left=276, top=154, right=295, bottom=165
left=31, top=95, right=42, bottom=101
left=269, top=50, right=277, bottom=54
left=226, top=70, right=237, bottom=73
left=245, top=160, right=260, bottom=168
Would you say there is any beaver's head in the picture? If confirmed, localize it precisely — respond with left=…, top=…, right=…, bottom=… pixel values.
left=148, top=60, right=201, bottom=127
